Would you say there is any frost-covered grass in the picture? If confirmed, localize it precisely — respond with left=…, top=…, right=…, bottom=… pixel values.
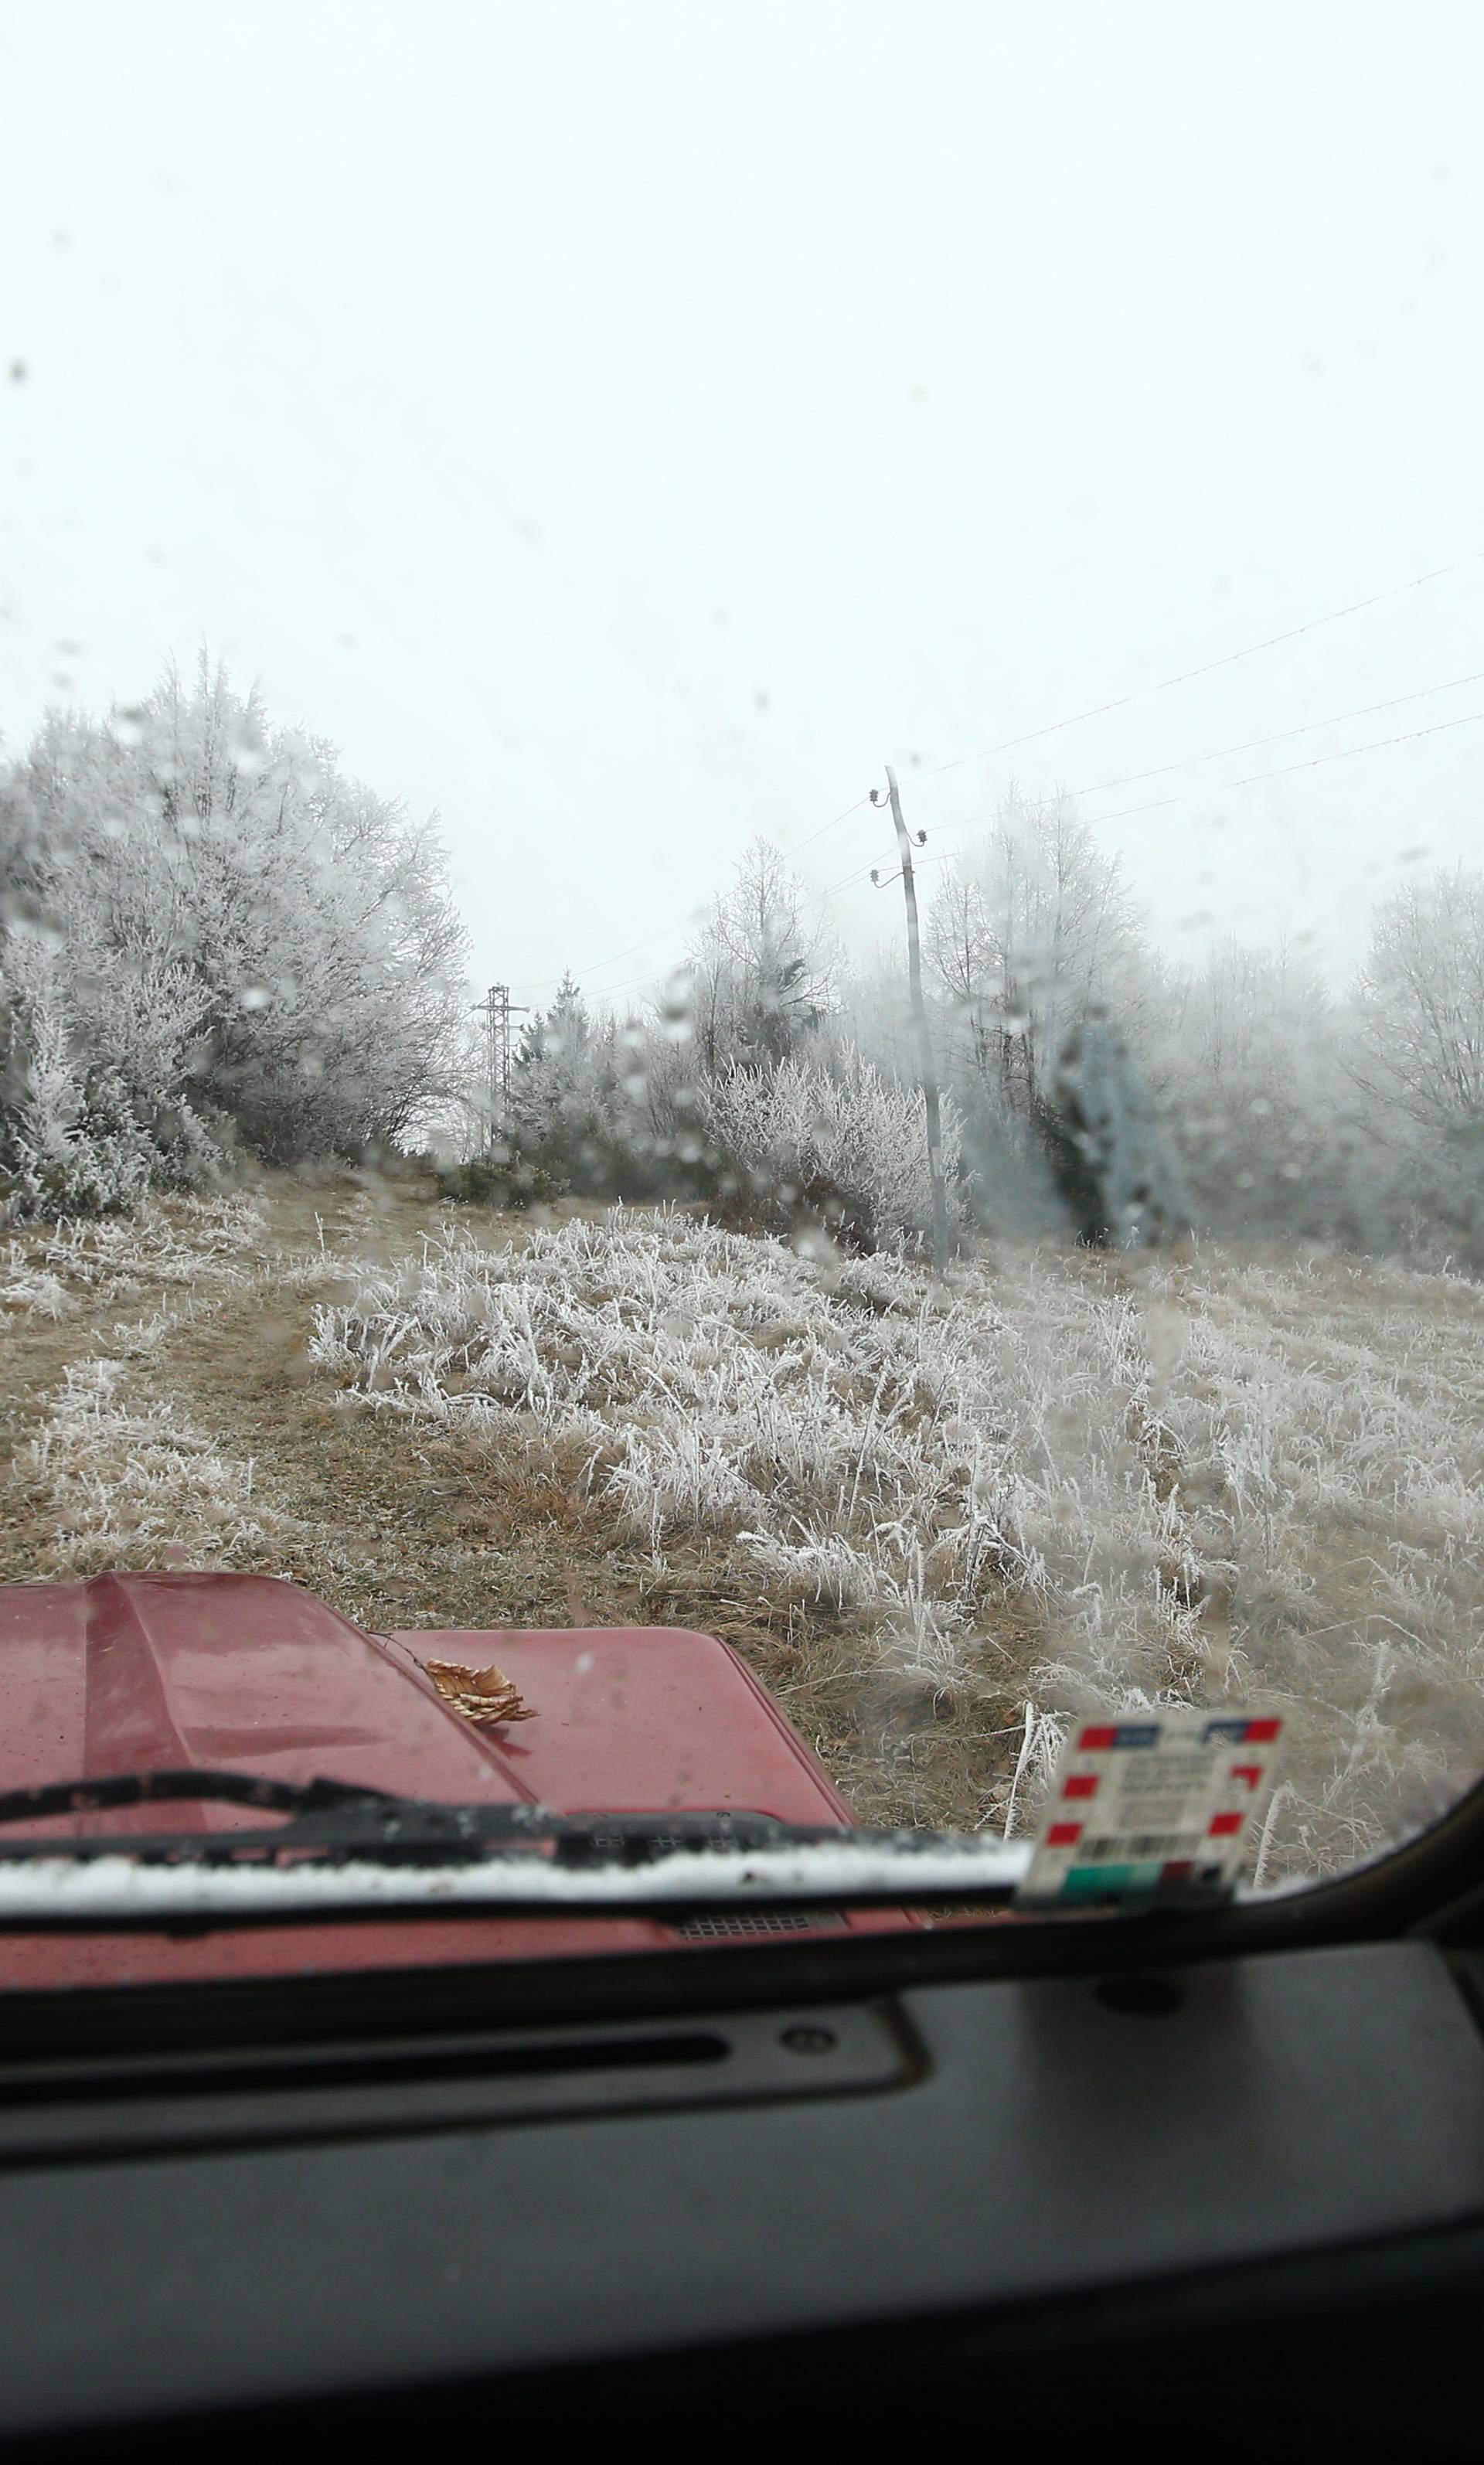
left=0, top=1193, right=266, bottom=1316
left=311, top=1210, right=1484, bottom=1880
left=312, top=1214, right=1030, bottom=1669
left=11, top=1184, right=1484, bottom=1881
left=22, top=1357, right=270, bottom=1575
left=4, top=1192, right=285, bottom=1582
left=1123, top=1245, right=1484, bottom=1880
left=0, top=1251, right=75, bottom=1319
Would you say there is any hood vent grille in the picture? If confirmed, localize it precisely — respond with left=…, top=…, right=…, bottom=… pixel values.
left=670, top=1909, right=845, bottom=1939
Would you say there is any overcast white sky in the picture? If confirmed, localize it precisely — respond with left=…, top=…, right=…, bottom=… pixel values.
left=2, top=0, right=1481, bottom=1007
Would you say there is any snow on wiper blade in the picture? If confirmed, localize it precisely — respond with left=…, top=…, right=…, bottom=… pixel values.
left=0, top=1775, right=1036, bottom=1927
left=0, top=1840, right=1033, bottom=1928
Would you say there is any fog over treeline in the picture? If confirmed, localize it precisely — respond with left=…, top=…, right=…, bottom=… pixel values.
left=3, top=661, right=1481, bottom=1272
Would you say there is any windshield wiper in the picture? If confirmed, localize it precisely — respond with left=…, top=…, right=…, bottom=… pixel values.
left=0, top=1765, right=1033, bottom=1927
left=0, top=1767, right=845, bottom=1862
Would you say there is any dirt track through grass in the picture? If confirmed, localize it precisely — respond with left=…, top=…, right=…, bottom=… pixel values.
left=1, top=1176, right=1038, bottom=1827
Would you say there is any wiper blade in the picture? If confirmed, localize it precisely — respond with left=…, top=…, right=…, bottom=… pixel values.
left=0, top=1768, right=414, bottom=1833
left=0, top=1765, right=1036, bottom=1927
left=0, top=1765, right=851, bottom=1864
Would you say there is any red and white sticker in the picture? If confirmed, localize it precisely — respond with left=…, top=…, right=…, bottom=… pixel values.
left=1017, top=1707, right=1285, bottom=1906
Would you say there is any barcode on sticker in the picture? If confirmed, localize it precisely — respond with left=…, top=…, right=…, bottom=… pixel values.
left=1080, top=1832, right=1203, bottom=1859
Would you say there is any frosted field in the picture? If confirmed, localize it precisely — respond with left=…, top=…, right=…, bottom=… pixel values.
left=311, top=1209, right=1484, bottom=1884
left=6, top=1188, right=1484, bottom=1885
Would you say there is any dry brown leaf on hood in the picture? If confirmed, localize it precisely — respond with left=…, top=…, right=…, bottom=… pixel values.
left=422, top=1657, right=536, bottom=1725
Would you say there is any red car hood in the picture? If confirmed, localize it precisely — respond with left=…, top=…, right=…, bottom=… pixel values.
left=0, top=1571, right=905, bottom=1991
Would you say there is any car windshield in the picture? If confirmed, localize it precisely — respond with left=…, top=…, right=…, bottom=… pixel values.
left=3, top=2, right=1483, bottom=1983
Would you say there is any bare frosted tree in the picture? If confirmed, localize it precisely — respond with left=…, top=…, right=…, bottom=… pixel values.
left=1137, top=939, right=1351, bottom=1238
left=684, top=838, right=839, bottom=1078
left=926, top=788, right=1144, bottom=1118
left=1346, top=867, right=1484, bottom=1259
left=1350, top=869, right=1484, bottom=1136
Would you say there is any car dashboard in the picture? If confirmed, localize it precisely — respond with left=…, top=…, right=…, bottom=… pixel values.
left=1, top=1929, right=1482, bottom=2453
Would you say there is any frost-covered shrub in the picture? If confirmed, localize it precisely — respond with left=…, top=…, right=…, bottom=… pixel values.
left=0, top=654, right=468, bottom=1210
left=436, top=1150, right=568, bottom=1210
left=699, top=1047, right=968, bottom=1251
left=0, top=928, right=223, bottom=1223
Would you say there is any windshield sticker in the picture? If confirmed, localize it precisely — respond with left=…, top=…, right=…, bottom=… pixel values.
left=1017, top=1708, right=1285, bottom=1906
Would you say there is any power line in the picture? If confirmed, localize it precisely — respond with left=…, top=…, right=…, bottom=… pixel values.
left=1069, top=667, right=1484, bottom=800
left=505, top=550, right=1482, bottom=1004
left=920, top=670, right=1484, bottom=848
left=575, top=965, right=665, bottom=1003
left=580, top=678, right=1475, bottom=1016
left=587, top=699, right=1483, bottom=1002
left=822, top=842, right=954, bottom=897
left=504, top=794, right=872, bottom=999
left=516, top=694, right=1481, bottom=1007
left=503, top=907, right=701, bottom=996
left=588, top=851, right=950, bottom=1009
left=928, top=550, right=1483, bottom=779
left=1067, top=703, right=1484, bottom=831
left=781, top=792, right=872, bottom=856
left=820, top=850, right=893, bottom=897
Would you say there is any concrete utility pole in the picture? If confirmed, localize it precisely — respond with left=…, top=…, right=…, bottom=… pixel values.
left=872, top=766, right=951, bottom=1274
left=471, top=982, right=529, bottom=1148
